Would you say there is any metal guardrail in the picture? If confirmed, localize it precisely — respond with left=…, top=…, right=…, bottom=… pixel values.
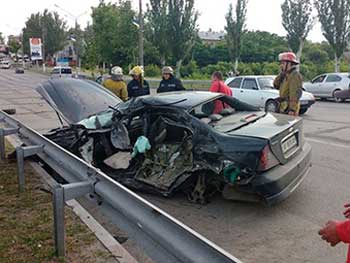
left=0, top=110, right=242, bottom=263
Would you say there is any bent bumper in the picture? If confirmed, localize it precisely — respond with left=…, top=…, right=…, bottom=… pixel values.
left=251, top=142, right=312, bottom=206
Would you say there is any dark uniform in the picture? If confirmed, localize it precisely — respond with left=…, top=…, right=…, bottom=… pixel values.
left=157, top=76, right=185, bottom=93
left=127, top=79, right=150, bottom=98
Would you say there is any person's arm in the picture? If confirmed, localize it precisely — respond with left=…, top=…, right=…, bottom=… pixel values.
left=273, top=73, right=284, bottom=89
left=288, top=74, right=302, bottom=114
left=144, top=80, right=151, bottom=95
left=209, top=81, right=219, bottom=92
left=336, top=220, right=350, bottom=244
left=176, top=79, right=185, bottom=91
left=121, top=82, right=128, bottom=101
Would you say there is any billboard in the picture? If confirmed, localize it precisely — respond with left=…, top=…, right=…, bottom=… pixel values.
left=29, top=38, right=42, bottom=60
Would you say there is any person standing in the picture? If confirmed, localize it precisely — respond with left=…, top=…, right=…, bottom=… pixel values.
left=209, top=71, right=233, bottom=114
left=102, top=66, right=128, bottom=101
left=157, top=66, right=185, bottom=93
left=273, top=52, right=303, bottom=116
left=127, top=66, right=150, bottom=98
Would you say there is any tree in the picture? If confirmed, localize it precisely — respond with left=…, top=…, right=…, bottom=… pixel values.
left=146, top=0, right=198, bottom=77
left=22, top=9, right=67, bottom=60
left=7, top=39, right=21, bottom=59
left=315, top=0, right=350, bottom=72
left=225, top=0, right=248, bottom=72
left=0, top=32, right=4, bottom=44
left=91, top=1, right=138, bottom=68
left=281, top=0, right=314, bottom=61
left=145, top=0, right=169, bottom=66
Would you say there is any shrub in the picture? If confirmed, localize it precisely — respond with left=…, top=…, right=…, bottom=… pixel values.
left=144, top=64, right=161, bottom=77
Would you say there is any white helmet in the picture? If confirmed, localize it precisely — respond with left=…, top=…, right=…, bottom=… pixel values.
left=111, top=66, right=123, bottom=76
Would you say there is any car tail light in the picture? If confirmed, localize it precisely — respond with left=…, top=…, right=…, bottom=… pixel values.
left=258, top=145, right=280, bottom=171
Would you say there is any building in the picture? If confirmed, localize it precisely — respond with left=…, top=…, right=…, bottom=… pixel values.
left=198, top=29, right=225, bottom=46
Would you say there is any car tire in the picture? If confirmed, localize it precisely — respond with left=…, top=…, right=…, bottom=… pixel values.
left=333, top=89, right=343, bottom=103
left=265, top=100, right=278, bottom=112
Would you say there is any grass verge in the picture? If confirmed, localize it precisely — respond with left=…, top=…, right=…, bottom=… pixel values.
left=0, top=139, right=115, bottom=263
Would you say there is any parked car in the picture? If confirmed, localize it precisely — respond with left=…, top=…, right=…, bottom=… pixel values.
left=50, top=66, right=73, bottom=78
left=225, top=75, right=315, bottom=114
left=303, top=73, right=350, bottom=102
left=36, top=78, right=312, bottom=205
left=15, top=67, right=24, bottom=74
left=0, top=60, right=11, bottom=69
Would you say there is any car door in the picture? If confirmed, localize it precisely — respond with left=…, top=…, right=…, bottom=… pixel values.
left=226, top=77, right=243, bottom=100
left=307, top=75, right=327, bottom=97
left=323, top=74, right=342, bottom=97
left=238, top=78, right=261, bottom=106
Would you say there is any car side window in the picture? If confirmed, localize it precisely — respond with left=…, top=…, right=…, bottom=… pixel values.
left=51, top=69, right=60, bottom=74
left=242, top=79, right=258, bottom=90
left=227, top=78, right=242, bottom=88
left=312, top=75, right=326, bottom=83
left=325, top=75, right=342, bottom=82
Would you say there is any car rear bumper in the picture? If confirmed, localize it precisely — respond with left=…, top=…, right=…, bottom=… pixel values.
left=250, top=142, right=312, bottom=205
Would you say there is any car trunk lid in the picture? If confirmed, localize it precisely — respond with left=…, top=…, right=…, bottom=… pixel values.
left=225, top=112, right=303, bottom=164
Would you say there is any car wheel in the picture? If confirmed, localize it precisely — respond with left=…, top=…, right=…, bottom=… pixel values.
left=265, top=100, right=278, bottom=112
left=333, top=89, right=342, bottom=102
left=333, top=90, right=345, bottom=103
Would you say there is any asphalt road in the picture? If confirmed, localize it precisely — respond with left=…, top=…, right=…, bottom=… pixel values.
left=1, top=69, right=350, bottom=263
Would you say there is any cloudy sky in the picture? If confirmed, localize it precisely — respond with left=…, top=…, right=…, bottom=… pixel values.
left=0, top=0, right=325, bottom=42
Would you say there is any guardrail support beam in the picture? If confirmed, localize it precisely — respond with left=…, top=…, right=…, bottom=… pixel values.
left=16, top=145, right=44, bottom=192
left=53, top=186, right=65, bottom=257
left=52, top=181, right=93, bottom=258
left=0, top=127, right=18, bottom=160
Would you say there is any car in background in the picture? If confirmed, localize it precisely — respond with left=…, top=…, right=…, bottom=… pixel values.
left=50, top=66, right=73, bottom=78
left=15, top=67, right=24, bottom=74
left=225, top=75, right=315, bottom=114
left=0, top=60, right=11, bottom=69
left=303, top=73, right=350, bottom=102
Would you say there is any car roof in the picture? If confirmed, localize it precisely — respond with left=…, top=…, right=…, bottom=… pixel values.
left=140, top=91, right=223, bottom=110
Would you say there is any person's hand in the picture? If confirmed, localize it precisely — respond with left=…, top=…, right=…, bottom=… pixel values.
left=343, top=203, right=350, bottom=218
left=318, top=220, right=341, bottom=246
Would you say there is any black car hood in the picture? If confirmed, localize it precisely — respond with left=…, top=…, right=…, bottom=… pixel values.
left=37, top=78, right=122, bottom=124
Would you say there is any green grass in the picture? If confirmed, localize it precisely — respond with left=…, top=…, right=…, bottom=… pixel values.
left=0, top=140, right=114, bottom=263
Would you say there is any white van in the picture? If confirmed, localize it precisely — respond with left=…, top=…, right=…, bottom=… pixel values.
left=50, top=66, right=73, bottom=78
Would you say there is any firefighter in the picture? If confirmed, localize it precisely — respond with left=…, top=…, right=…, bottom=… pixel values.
left=127, top=66, right=150, bottom=98
left=157, top=66, right=185, bottom=93
left=102, top=66, right=128, bottom=101
left=273, top=52, right=303, bottom=116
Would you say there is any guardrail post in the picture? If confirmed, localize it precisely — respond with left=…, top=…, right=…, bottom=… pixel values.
left=0, top=127, right=18, bottom=161
left=52, top=181, right=93, bottom=258
left=16, top=145, right=44, bottom=192
left=53, top=186, right=65, bottom=257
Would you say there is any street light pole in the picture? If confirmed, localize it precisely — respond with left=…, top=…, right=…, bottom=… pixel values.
left=138, top=0, right=144, bottom=67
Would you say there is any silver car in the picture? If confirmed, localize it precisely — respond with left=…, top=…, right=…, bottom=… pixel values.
left=303, top=73, right=350, bottom=102
left=225, top=75, right=315, bottom=114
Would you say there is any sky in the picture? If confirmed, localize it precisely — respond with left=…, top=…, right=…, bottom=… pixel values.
left=0, top=0, right=325, bottom=43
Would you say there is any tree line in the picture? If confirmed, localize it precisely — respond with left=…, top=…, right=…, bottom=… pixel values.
left=3, top=0, right=350, bottom=80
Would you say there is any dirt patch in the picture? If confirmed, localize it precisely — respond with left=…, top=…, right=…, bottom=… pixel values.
left=0, top=140, right=117, bottom=263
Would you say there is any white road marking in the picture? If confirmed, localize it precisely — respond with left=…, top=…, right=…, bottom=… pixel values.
left=306, top=137, right=350, bottom=150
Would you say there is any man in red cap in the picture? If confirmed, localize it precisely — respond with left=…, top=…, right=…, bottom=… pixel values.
left=273, top=52, right=303, bottom=116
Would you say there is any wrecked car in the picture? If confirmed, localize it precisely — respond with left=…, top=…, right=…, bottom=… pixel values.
left=37, top=78, right=312, bottom=205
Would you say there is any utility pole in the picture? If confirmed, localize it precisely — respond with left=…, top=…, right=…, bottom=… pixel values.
left=138, top=0, right=144, bottom=67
